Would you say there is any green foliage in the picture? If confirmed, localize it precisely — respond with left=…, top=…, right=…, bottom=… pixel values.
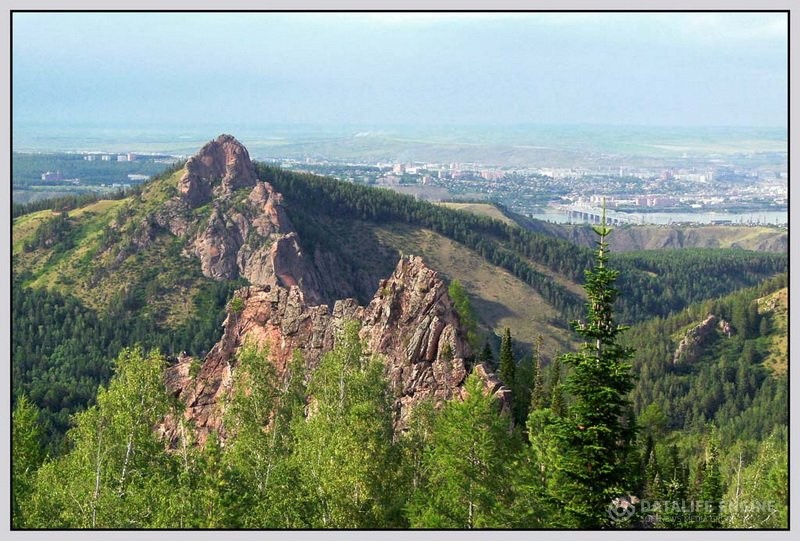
left=218, top=343, right=308, bottom=527
left=23, top=347, right=177, bottom=528
left=625, top=273, right=787, bottom=446
left=13, top=275, right=241, bottom=447
left=696, top=438, right=724, bottom=528
left=478, top=341, right=495, bottom=368
left=397, top=398, right=437, bottom=500
left=724, top=434, right=788, bottom=528
left=228, top=295, right=245, bottom=313
left=22, top=212, right=75, bottom=254
left=12, top=395, right=45, bottom=528
left=545, top=220, right=637, bottom=528
left=529, top=335, right=547, bottom=412
left=291, top=322, right=402, bottom=528
left=639, top=403, right=668, bottom=440
left=448, top=279, right=479, bottom=349
left=408, top=372, right=516, bottom=528
left=548, top=356, right=566, bottom=417
left=518, top=407, right=564, bottom=527
left=498, top=327, right=515, bottom=387
left=512, top=353, right=534, bottom=428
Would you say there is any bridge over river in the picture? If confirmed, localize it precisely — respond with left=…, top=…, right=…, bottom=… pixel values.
left=563, top=205, right=642, bottom=225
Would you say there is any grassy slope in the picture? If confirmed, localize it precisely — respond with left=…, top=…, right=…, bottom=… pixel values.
left=438, top=202, right=516, bottom=227
left=12, top=170, right=210, bottom=326
left=758, top=287, right=788, bottom=377
left=435, top=203, right=584, bottom=297
left=373, top=223, right=575, bottom=359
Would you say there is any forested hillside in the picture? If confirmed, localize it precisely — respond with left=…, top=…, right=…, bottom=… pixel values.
left=13, top=222, right=786, bottom=529
left=622, top=273, right=788, bottom=528
left=11, top=137, right=788, bottom=529
left=256, top=163, right=786, bottom=327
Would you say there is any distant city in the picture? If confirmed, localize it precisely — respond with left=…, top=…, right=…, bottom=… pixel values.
left=269, top=154, right=787, bottom=226
left=13, top=146, right=788, bottom=226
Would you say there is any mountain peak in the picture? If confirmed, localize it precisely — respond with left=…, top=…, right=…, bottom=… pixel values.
left=178, top=134, right=257, bottom=207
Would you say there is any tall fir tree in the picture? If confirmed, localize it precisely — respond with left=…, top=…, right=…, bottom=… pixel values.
left=696, top=438, right=723, bottom=528
left=498, top=328, right=515, bottom=388
left=529, top=335, right=546, bottom=412
left=479, top=341, right=495, bottom=369
left=548, top=356, right=566, bottom=417
left=548, top=208, right=637, bottom=528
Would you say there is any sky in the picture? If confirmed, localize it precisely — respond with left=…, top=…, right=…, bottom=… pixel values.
left=11, top=12, right=789, bottom=130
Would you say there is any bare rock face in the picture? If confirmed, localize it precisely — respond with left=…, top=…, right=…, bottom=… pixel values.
left=178, top=134, right=257, bottom=207
left=147, top=135, right=337, bottom=304
left=358, top=256, right=472, bottom=417
left=192, top=205, right=245, bottom=280
left=673, top=314, right=731, bottom=365
left=163, top=256, right=510, bottom=446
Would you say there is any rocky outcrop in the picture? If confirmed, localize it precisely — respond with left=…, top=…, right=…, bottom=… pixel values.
left=177, top=138, right=353, bottom=305
left=178, top=134, right=257, bottom=207
left=127, top=136, right=509, bottom=446
left=120, top=134, right=354, bottom=305
left=672, top=314, right=732, bottom=365
left=163, top=256, right=510, bottom=446
left=192, top=205, right=246, bottom=280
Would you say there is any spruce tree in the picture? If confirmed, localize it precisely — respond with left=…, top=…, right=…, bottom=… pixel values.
left=697, top=438, right=723, bottom=528
left=548, top=356, right=566, bottom=417
left=549, top=209, right=637, bottom=528
left=530, top=335, right=546, bottom=412
left=498, top=328, right=515, bottom=388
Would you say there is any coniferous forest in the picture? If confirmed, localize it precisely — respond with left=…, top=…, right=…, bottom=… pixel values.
left=11, top=162, right=788, bottom=530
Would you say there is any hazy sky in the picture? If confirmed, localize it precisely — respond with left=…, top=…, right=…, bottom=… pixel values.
left=12, top=12, right=788, bottom=129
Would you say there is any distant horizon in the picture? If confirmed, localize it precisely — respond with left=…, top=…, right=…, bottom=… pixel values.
left=11, top=121, right=787, bottom=166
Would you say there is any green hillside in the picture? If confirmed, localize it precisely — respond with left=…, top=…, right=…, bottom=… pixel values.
left=12, top=157, right=787, bottom=448
left=11, top=151, right=789, bottom=530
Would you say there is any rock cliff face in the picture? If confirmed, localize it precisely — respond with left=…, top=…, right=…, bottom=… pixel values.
left=164, top=256, right=510, bottom=446
left=672, top=314, right=732, bottom=365
left=129, top=134, right=355, bottom=305
left=178, top=134, right=258, bottom=207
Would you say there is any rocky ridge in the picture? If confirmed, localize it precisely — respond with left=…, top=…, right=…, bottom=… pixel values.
left=156, top=136, right=510, bottom=445
left=129, top=134, right=359, bottom=306
left=164, top=255, right=510, bottom=445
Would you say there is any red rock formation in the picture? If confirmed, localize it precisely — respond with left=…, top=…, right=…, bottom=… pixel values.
left=164, top=256, right=510, bottom=446
left=178, top=134, right=257, bottom=207
left=155, top=136, right=510, bottom=446
left=160, top=135, right=331, bottom=304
